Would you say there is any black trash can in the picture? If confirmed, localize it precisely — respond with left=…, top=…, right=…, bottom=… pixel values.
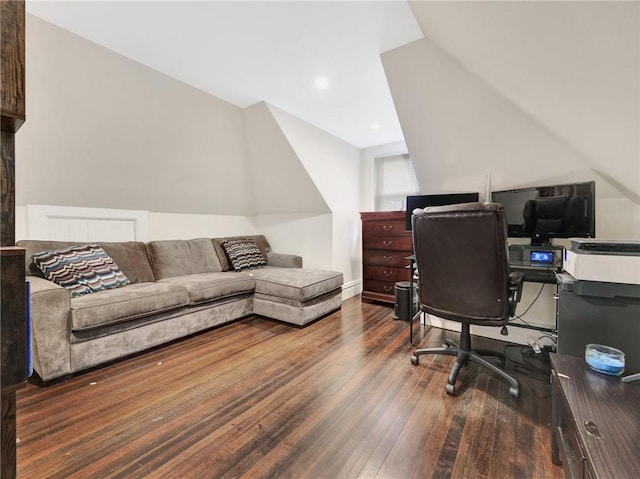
left=394, top=281, right=418, bottom=321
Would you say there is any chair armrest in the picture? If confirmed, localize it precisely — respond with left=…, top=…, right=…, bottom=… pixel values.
left=266, top=252, right=302, bottom=268
left=508, top=271, right=525, bottom=317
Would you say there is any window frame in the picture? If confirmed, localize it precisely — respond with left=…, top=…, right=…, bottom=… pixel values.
left=373, top=153, right=419, bottom=211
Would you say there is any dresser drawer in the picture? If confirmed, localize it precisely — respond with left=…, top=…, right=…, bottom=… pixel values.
left=363, top=234, right=413, bottom=251
left=364, top=265, right=409, bottom=282
left=364, top=278, right=397, bottom=296
left=363, top=250, right=411, bottom=267
left=362, top=219, right=407, bottom=236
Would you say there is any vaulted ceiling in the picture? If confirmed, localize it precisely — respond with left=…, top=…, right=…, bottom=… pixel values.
left=25, top=1, right=423, bottom=149
left=26, top=0, right=638, bottom=196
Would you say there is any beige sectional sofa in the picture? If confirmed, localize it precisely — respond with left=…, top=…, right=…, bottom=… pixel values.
left=17, top=235, right=343, bottom=383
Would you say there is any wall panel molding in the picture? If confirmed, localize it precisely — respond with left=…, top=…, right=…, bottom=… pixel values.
left=27, top=204, right=149, bottom=242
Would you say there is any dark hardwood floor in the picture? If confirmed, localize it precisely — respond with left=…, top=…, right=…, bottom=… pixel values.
left=16, top=297, right=564, bottom=479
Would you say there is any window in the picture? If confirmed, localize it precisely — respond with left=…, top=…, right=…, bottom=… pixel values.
left=374, top=153, right=419, bottom=211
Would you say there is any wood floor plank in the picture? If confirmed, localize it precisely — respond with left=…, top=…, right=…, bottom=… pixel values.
left=446, top=372, right=494, bottom=479
left=16, top=297, right=564, bottom=479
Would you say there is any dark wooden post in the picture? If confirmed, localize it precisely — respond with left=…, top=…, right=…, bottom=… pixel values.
left=1, top=2, right=27, bottom=478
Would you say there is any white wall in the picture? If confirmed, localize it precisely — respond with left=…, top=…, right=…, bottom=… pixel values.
left=17, top=15, right=252, bottom=216
left=147, top=212, right=258, bottom=240
left=15, top=205, right=259, bottom=242
left=267, top=105, right=362, bottom=289
left=409, top=1, right=640, bottom=206
left=255, top=213, right=333, bottom=269
left=243, top=102, right=329, bottom=215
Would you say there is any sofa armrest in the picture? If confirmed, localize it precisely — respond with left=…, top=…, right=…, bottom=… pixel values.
left=266, top=252, right=302, bottom=269
left=27, top=276, right=72, bottom=382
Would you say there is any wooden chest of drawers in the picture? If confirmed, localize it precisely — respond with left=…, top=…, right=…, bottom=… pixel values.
left=360, top=211, right=413, bottom=304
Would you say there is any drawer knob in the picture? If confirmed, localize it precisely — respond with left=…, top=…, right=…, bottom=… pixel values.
left=383, top=270, right=392, bottom=277
left=382, top=240, right=393, bottom=247
left=384, top=285, right=393, bottom=292
left=383, top=255, right=393, bottom=262
left=584, top=421, right=601, bottom=438
left=383, top=225, right=393, bottom=231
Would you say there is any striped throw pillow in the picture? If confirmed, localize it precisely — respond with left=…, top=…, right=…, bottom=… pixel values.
left=222, top=239, right=267, bottom=272
left=32, top=244, right=130, bottom=297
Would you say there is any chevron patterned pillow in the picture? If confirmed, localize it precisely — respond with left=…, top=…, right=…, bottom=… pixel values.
left=222, top=239, right=267, bottom=272
left=32, top=244, right=130, bottom=297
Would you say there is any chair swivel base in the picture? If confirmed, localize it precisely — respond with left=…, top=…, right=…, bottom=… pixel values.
left=411, top=338, right=520, bottom=399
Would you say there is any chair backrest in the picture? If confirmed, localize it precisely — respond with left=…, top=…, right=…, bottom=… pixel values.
left=522, top=195, right=586, bottom=234
left=411, top=202, right=511, bottom=326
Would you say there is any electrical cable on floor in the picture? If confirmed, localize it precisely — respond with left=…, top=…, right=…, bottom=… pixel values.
left=503, top=344, right=552, bottom=382
left=496, top=282, right=556, bottom=384
left=536, top=334, right=557, bottom=346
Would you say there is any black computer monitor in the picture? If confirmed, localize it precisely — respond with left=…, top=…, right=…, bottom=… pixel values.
left=405, top=192, right=480, bottom=230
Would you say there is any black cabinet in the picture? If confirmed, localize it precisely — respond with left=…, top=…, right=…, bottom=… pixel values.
left=556, top=273, right=640, bottom=374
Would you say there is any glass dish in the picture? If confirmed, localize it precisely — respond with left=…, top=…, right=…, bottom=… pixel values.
left=585, top=344, right=625, bottom=376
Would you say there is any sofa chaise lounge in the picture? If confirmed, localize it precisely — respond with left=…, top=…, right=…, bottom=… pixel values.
left=17, top=235, right=343, bottom=383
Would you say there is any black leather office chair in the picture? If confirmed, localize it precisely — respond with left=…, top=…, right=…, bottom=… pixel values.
left=522, top=195, right=586, bottom=235
left=410, top=202, right=524, bottom=398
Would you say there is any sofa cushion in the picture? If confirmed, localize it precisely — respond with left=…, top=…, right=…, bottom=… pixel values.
left=212, top=235, right=271, bottom=272
left=222, top=239, right=267, bottom=272
left=70, top=282, right=189, bottom=331
left=265, top=252, right=302, bottom=269
left=252, top=267, right=343, bottom=302
left=100, top=242, right=156, bottom=283
left=32, top=244, right=130, bottom=298
left=254, top=289, right=342, bottom=326
left=147, top=238, right=222, bottom=279
left=158, top=272, right=256, bottom=305
left=17, top=240, right=156, bottom=284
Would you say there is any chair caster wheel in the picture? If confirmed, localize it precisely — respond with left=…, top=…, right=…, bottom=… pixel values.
left=410, top=355, right=419, bottom=366
left=445, top=383, right=456, bottom=396
left=509, top=386, right=520, bottom=398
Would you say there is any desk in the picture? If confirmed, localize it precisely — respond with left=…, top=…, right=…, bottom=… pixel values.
left=508, top=244, right=562, bottom=283
left=408, top=255, right=559, bottom=343
left=551, top=354, right=640, bottom=479
left=507, top=258, right=560, bottom=335
left=509, top=261, right=559, bottom=284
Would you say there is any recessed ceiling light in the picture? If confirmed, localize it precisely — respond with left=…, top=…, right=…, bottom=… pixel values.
left=370, top=121, right=381, bottom=130
left=314, top=76, right=329, bottom=90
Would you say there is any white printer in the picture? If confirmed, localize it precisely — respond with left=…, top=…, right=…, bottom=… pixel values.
left=563, top=239, right=640, bottom=285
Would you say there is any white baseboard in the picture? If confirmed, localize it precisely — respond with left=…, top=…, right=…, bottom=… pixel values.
left=341, top=279, right=362, bottom=301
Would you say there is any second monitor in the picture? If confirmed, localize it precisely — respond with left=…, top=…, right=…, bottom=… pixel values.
left=405, top=192, right=480, bottom=230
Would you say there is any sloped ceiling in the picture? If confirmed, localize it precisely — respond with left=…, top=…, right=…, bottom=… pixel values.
left=24, top=1, right=423, bottom=149
left=407, top=0, right=639, bottom=201
left=243, top=102, right=330, bottom=215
